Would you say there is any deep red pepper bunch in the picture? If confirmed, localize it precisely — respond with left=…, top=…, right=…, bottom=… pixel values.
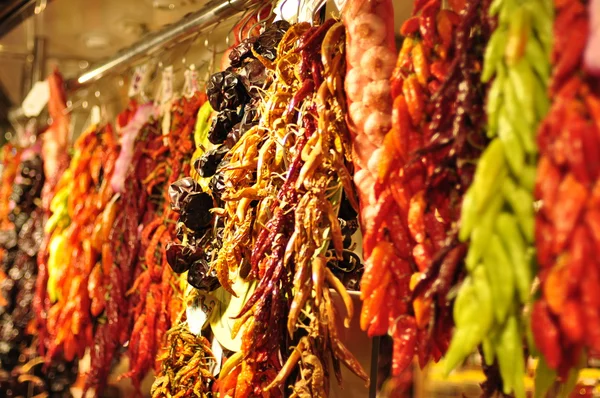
left=533, top=0, right=600, bottom=378
left=122, top=93, right=204, bottom=391
left=360, top=0, right=491, bottom=376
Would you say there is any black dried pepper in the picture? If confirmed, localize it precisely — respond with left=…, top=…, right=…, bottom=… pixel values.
left=208, top=110, right=242, bottom=145
left=180, top=192, right=213, bottom=231
left=206, top=71, right=249, bottom=112
left=194, top=145, right=229, bottom=178
left=187, top=259, right=220, bottom=291
left=229, top=37, right=258, bottom=67
left=168, top=177, right=199, bottom=213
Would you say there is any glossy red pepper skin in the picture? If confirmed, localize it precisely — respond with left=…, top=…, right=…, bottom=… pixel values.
left=533, top=0, right=600, bottom=375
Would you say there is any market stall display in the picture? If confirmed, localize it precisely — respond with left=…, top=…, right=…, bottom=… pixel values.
left=0, top=0, right=600, bottom=396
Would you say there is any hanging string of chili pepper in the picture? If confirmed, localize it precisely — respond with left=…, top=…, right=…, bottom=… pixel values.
left=122, top=92, right=205, bottom=392
left=186, top=17, right=370, bottom=397
left=40, top=124, right=118, bottom=363
left=261, top=20, right=367, bottom=396
left=407, top=0, right=492, bottom=369
left=82, top=101, right=147, bottom=396
left=162, top=14, right=279, bottom=397
left=34, top=70, right=71, bottom=360
left=349, top=0, right=491, bottom=376
left=0, top=144, right=78, bottom=397
left=531, top=0, right=600, bottom=392
left=441, top=0, right=552, bottom=396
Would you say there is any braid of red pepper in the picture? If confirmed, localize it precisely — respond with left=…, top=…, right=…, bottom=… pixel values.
left=122, top=93, right=203, bottom=391
left=532, top=0, right=600, bottom=379
left=360, top=0, right=493, bottom=376
left=359, top=0, right=461, bottom=375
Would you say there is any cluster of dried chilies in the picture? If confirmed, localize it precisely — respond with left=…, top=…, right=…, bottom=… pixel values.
left=1, top=0, right=600, bottom=396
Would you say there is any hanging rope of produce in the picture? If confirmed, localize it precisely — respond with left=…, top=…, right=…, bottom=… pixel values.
left=347, top=0, right=491, bottom=376
left=0, top=144, right=77, bottom=397
left=163, top=12, right=368, bottom=396
left=442, top=0, right=552, bottom=396
left=41, top=124, right=119, bottom=364
left=34, top=70, right=71, bottom=360
left=532, top=0, right=600, bottom=392
left=123, top=92, right=205, bottom=391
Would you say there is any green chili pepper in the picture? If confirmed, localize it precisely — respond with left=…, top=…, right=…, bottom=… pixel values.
left=194, top=101, right=214, bottom=147
left=489, top=0, right=504, bottom=16
left=509, top=60, right=536, bottom=127
left=532, top=72, right=550, bottom=121
left=482, top=334, right=496, bottom=366
left=482, top=28, right=508, bottom=83
left=486, top=72, right=504, bottom=137
left=502, top=178, right=535, bottom=242
left=499, top=0, right=521, bottom=24
left=453, top=275, right=476, bottom=328
left=472, top=264, right=494, bottom=333
left=518, top=164, right=537, bottom=192
left=460, top=165, right=507, bottom=242
left=496, top=315, right=525, bottom=398
left=525, top=36, right=550, bottom=82
left=495, top=212, right=531, bottom=303
left=444, top=266, right=493, bottom=375
left=472, top=139, right=507, bottom=213
left=526, top=0, right=553, bottom=56
left=465, top=194, right=504, bottom=271
left=459, top=188, right=477, bottom=242
left=497, top=109, right=526, bottom=177
left=502, top=73, right=523, bottom=130
left=484, top=234, right=515, bottom=323
left=505, top=7, right=530, bottom=65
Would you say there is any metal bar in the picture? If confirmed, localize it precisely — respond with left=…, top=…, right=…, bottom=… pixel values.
left=67, top=0, right=257, bottom=90
left=31, top=36, right=46, bottom=84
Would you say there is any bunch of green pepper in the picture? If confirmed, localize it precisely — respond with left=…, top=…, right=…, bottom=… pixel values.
left=441, top=0, right=553, bottom=396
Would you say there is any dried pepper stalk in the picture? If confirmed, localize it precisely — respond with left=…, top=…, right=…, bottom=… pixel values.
left=532, top=0, right=600, bottom=390
left=443, top=0, right=552, bottom=396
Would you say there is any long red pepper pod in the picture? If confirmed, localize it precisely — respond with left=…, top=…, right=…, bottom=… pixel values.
left=533, top=0, right=600, bottom=383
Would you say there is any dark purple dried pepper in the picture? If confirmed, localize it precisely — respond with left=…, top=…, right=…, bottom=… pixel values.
left=194, top=145, right=229, bottom=178
left=168, top=177, right=200, bottom=213
left=208, top=110, right=242, bottom=145
left=229, top=37, right=258, bottom=67
left=180, top=192, right=213, bottom=232
left=206, top=71, right=249, bottom=112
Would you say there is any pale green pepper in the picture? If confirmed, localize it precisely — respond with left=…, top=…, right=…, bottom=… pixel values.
left=484, top=234, right=515, bottom=323
left=495, top=212, right=531, bottom=303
